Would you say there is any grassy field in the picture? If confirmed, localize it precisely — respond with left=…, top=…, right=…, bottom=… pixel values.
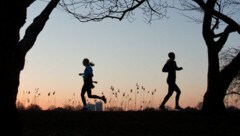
left=19, top=110, right=240, bottom=136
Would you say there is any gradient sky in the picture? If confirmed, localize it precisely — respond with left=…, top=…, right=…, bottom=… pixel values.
left=17, top=0, right=240, bottom=110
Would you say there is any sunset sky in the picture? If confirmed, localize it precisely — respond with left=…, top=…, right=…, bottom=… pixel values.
left=17, top=0, right=240, bottom=110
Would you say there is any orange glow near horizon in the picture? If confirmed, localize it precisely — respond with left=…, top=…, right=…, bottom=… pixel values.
left=17, top=81, right=204, bottom=110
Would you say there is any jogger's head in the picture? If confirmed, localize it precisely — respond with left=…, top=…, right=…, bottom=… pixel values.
left=82, top=58, right=89, bottom=66
left=168, top=52, right=175, bottom=60
left=83, top=58, right=95, bottom=66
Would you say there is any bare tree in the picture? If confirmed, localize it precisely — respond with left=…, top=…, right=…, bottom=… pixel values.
left=1, top=0, right=60, bottom=135
left=178, top=0, right=240, bottom=112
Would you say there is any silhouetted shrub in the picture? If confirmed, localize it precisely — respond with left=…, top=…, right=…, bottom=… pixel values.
left=63, top=105, right=75, bottom=111
left=26, top=104, right=42, bottom=111
left=47, top=105, right=57, bottom=110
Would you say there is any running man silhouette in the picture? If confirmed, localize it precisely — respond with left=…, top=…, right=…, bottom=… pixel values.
left=160, top=52, right=183, bottom=110
left=79, top=58, right=106, bottom=111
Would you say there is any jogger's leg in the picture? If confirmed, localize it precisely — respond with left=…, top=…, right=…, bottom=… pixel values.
left=174, top=84, right=182, bottom=109
left=160, top=84, right=174, bottom=107
left=81, top=85, right=87, bottom=107
left=87, top=88, right=106, bottom=103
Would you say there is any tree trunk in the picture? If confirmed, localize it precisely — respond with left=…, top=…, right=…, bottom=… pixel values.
left=1, top=0, right=59, bottom=135
left=202, top=48, right=226, bottom=112
left=203, top=88, right=226, bottom=112
left=1, top=1, right=28, bottom=135
left=202, top=43, right=240, bottom=113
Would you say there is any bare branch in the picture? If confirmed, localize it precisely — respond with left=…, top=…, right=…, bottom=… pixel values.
left=216, top=25, right=237, bottom=52
left=59, top=0, right=169, bottom=23
left=193, top=0, right=240, bottom=34
left=19, top=0, right=60, bottom=54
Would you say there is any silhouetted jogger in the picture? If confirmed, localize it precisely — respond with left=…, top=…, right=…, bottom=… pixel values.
left=160, top=52, right=183, bottom=110
left=79, top=58, right=106, bottom=111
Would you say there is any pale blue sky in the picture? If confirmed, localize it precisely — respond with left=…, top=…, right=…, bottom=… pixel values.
left=17, top=0, right=239, bottom=110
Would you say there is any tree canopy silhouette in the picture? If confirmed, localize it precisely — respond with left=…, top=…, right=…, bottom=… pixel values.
left=59, top=0, right=169, bottom=23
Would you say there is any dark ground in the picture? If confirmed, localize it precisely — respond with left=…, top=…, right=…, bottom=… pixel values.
left=19, top=110, right=240, bottom=136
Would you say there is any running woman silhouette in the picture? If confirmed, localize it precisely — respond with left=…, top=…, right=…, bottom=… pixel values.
left=79, top=58, right=106, bottom=110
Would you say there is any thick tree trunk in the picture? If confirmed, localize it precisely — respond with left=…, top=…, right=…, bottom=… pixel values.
left=1, top=1, right=28, bottom=135
left=202, top=50, right=240, bottom=113
left=202, top=48, right=226, bottom=112
left=203, top=87, right=226, bottom=112
left=202, top=37, right=240, bottom=113
left=1, top=0, right=59, bottom=135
